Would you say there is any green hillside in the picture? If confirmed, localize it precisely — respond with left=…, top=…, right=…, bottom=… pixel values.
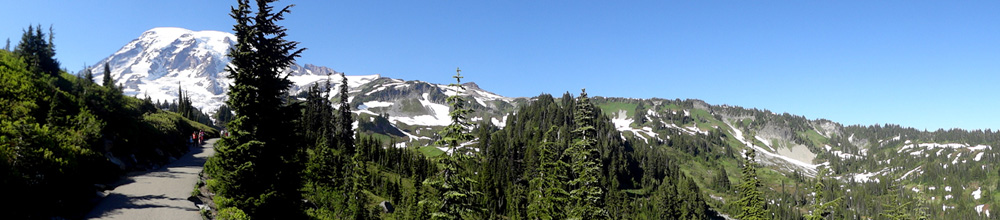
left=1, top=42, right=215, bottom=218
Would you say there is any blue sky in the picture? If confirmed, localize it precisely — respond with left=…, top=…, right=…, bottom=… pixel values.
left=3, top=1, right=999, bottom=131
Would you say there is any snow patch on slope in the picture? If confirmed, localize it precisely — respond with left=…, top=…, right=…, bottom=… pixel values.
left=388, top=93, right=452, bottom=126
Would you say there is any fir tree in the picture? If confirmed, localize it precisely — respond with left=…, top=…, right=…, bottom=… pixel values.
left=347, top=137, right=377, bottom=220
left=735, top=148, right=768, bottom=220
left=804, top=167, right=841, bottom=220
left=338, top=72, right=355, bottom=155
left=214, top=104, right=235, bottom=128
left=717, top=166, right=731, bottom=192
left=14, top=24, right=60, bottom=76
left=84, top=67, right=94, bottom=84
left=204, top=0, right=306, bottom=218
left=566, top=88, right=608, bottom=220
left=102, top=63, right=114, bottom=89
left=527, top=126, right=570, bottom=220
left=651, top=175, right=680, bottom=218
left=420, top=68, right=483, bottom=219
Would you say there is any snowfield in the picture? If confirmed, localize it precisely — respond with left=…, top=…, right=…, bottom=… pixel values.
left=388, top=93, right=452, bottom=127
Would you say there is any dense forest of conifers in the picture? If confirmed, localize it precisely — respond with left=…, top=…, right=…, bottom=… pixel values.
left=0, top=26, right=217, bottom=218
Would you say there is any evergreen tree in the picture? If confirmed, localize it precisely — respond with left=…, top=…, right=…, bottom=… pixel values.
left=527, top=126, right=570, bottom=220
left=214, top=104, right=235, bottom=128
left=84, top=67, right=94, bottom=84
left=347, top=136, right=377, bottom=220
left=301, top=76, right=343, bottom=219
left=717, top=166, right=731, bottom=192
left=735, top=148, right=768, bottom=220
left=678, top=175, right=707, bottom=219
left=102, top=63, right=115, bottom=89
left=632, top=102, right=646, bottom=125
left=804, top=167, right=841, bottom=220
left=651, top=175, right=680, bottom=218
left=204, top=0, right=306, bottom=218
left=5, top=38, right=10, bottom=51
left=566, top=88, right=608, bottom=220
left=420, top=68, right=483, bottom=219
left=14, top=24, right=60, bottom=76
left=177, top=83, right=188, bottom=118
left=338, top=72, right=355, bottom=155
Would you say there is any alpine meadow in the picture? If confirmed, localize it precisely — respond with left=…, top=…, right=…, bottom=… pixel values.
left=3, top=0, right=1000, bottom=219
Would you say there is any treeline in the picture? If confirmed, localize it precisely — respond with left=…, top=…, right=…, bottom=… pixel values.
left=149, top=83, right=216, bottom=127
left=0, top=26, right=216, bottom=218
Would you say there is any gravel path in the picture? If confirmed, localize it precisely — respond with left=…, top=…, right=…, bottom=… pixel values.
left=86, top=138, right=218, bottom=220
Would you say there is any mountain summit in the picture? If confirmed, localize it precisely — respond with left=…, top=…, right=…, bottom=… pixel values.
left=83, top=27, right=351, bottom=114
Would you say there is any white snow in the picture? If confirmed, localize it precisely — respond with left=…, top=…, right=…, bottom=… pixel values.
left=833, top=150, right=863, bottom=159
left=901, top=143, right=988, bottom=152
left=358, top=101, right=394, bottom=110
left=976, top=204, right=987, bottom=216
left=912, top=187, right=920, bottom=193
left=898, top=166, right=921, bottom=180
left=388, top=93, right=452, bottom=127
left=952, top=153, right=963, bottom=165
left=646, top=109, right=659, bottom=118
left=393, top=142, right=407, bottom=148
left=611, top=110, right=633, bottom=130
left=973, top=187, right=982, bottom=200
left=664, top=123, right=707, bottom=136
left=975, top=152, right=986, bottom=161
left=946, top=186, right=953, bottom=192
left=930, top=186, right=937, bottom=191
left=970, top=145, right=992, bottom=151
left=724, top=120, right=820, bottom=176
left=491, top=115, right=508, bottom=128
left=852, top=169, right=886, bottom=183
left=755, top=136, right=772, bottom=148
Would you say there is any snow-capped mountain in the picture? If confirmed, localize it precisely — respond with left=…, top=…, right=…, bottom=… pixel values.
left=85, top=27, right=371, bottom=114
left=86, top=27, right=235, bottom=113
left=83, top=27, right=521, bottom=124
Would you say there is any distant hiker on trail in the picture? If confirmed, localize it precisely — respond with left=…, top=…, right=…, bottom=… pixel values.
left=199, top=130, right=205, bottom=144
left=191, top=132, right=197, bottom=146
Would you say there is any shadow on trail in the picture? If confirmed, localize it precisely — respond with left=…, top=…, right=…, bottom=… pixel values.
left=86, top=194, right=199, bottom=218
left=85, top=139, right=217, bottom=219
left=119, top=143, right=211, bottom=177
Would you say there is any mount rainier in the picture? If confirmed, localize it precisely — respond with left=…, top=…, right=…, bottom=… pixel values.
left=82, top=27, right=518, bottom=128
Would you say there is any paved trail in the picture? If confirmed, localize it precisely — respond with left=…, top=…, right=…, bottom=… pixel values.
left=86, top=138, right=218, bottom=220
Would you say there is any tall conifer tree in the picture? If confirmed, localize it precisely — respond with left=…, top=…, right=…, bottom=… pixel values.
left=338, top=72, right=354, bottom=154
left=84, top=67, right=94, bottom=83
left=805, top=167, right=841, bottom=220
left=14, top=25, right=60, bottom=76
left=566, top=88, right=608, bottom=220
left=527, top=126, right=569, bottom=220
left=420, top=68, right=483, bottom=219
left=102, top=63, right=114, bottom=89
left=735, top=148, right=768, bottom=220
left=205, top=0, right=306, bottom=218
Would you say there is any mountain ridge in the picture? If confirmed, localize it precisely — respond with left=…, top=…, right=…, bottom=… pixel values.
left=83, top=27, right=1000, bottom=217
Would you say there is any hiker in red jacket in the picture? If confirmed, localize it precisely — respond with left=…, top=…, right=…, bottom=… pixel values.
left=198, top=130, right=205, bottom=144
